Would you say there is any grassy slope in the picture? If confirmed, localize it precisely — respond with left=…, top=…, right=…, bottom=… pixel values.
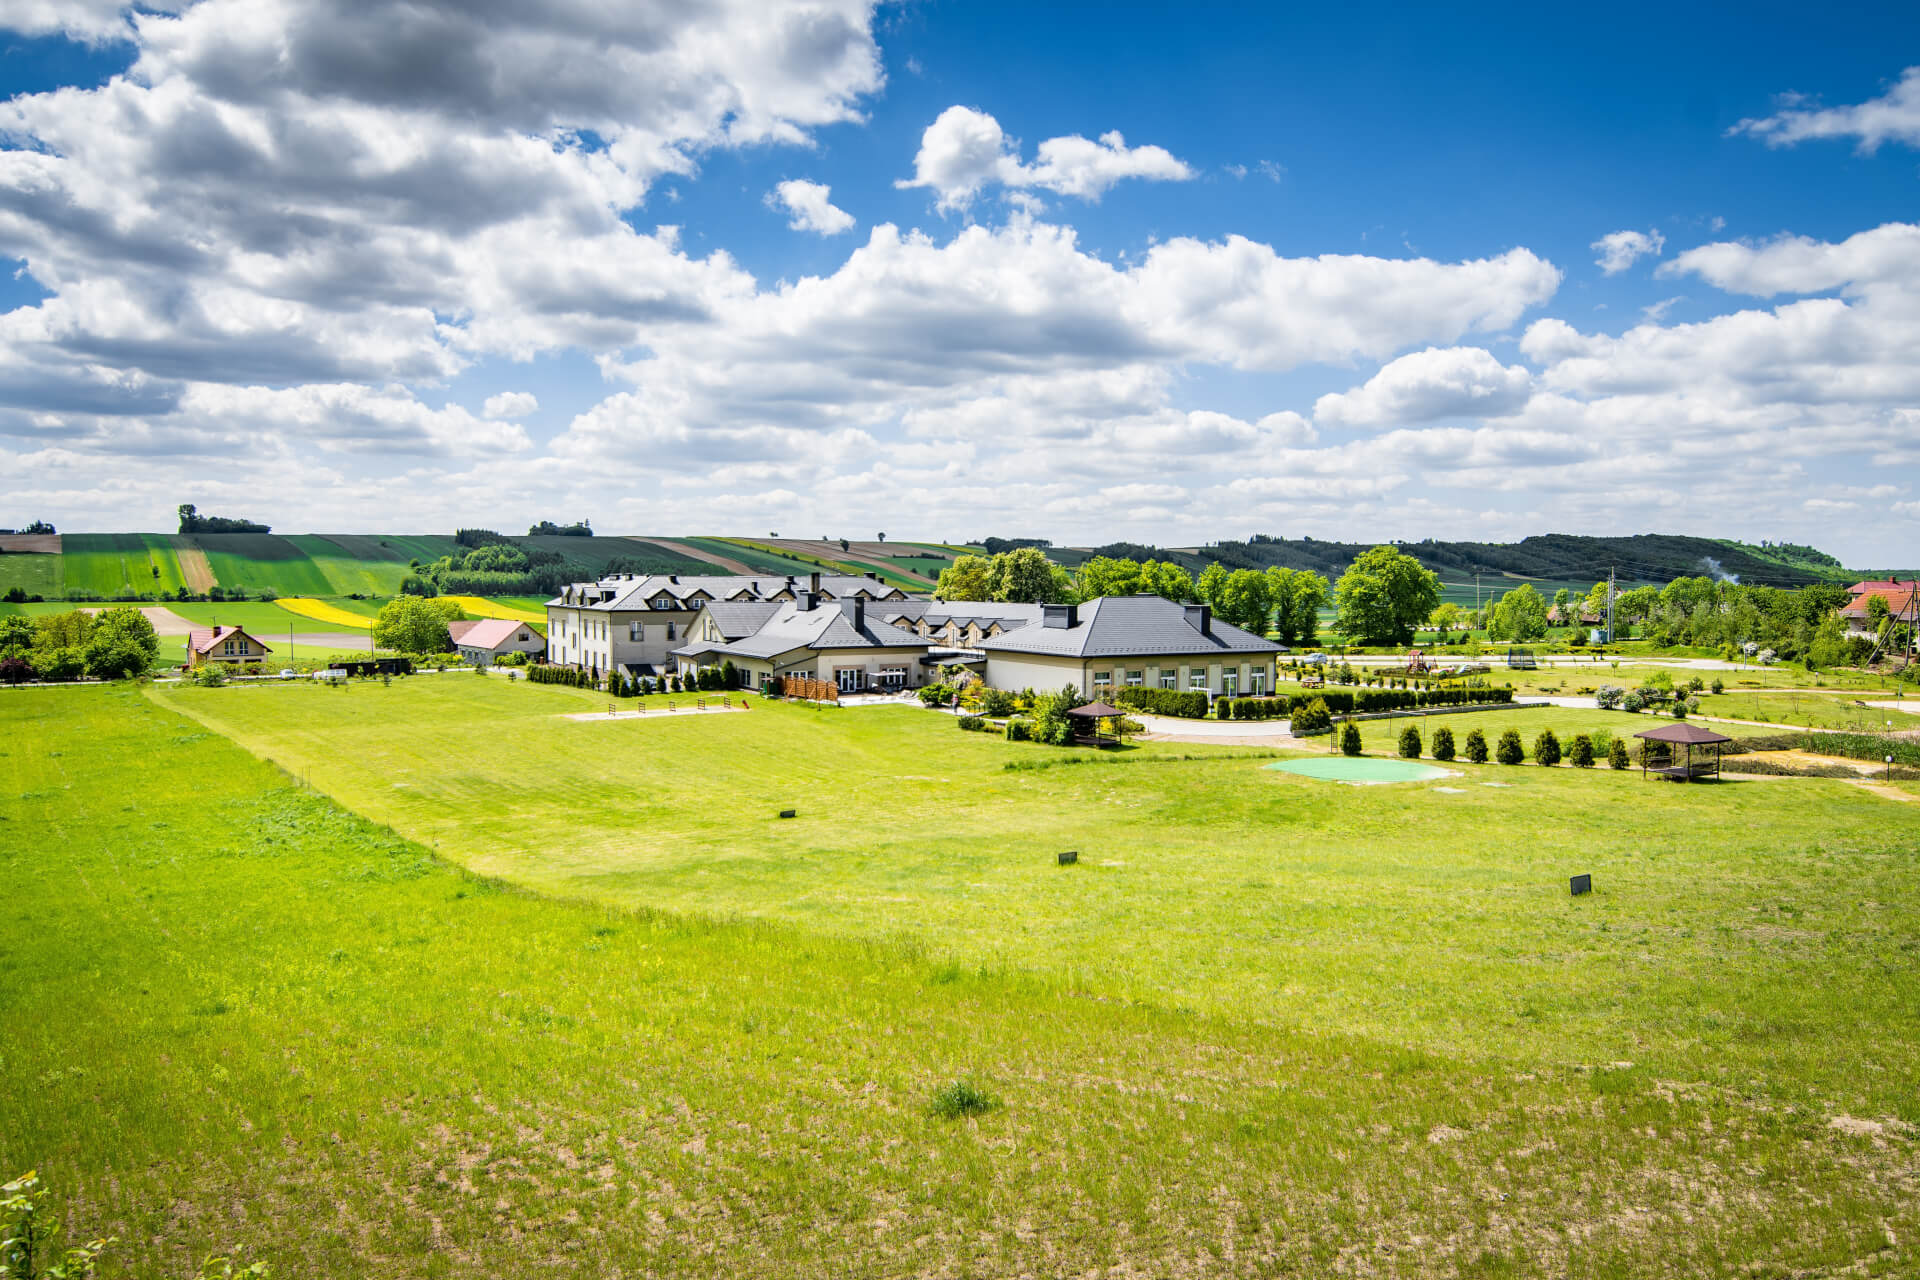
left=57, top=533, right=190, bottom=596
left=153, top=679, right=1920, bottom=1089
left=0, top=552, right=59, bottom=595
left=286, top=534, right=411, bottom=596
left=4, top=684, right=1916, bottom=1277
left=191, top=534, right=337, bottom=596
left=717, top=539, right=925, bottom=590
left=689, top=536, right=855, bottom=577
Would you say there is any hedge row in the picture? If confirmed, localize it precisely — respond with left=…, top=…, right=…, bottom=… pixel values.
left=527, top=664, right=595, bottom=688
left=1112, top=688, right=1211, bottom=719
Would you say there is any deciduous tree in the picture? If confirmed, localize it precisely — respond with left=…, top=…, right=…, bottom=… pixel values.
left=1332, top=546, right=1441, bottom=645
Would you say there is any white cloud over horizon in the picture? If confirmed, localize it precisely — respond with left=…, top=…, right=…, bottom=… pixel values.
left=1731, top=66, right=1920, bottom=152
left=768, top=179, right=857, bottom=235
left=1592, top=229, right=1665, bottom=275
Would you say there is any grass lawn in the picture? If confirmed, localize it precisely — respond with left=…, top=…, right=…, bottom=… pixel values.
left=1696, top=691, right=1920, bottom=731
left=190, top=533, right=339, bottom=597
left=10, top=681, right=1919, bottom=1276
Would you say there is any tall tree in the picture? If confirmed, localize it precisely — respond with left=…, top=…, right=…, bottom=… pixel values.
left=989, top=547, right=1064, bottom=603
left=1332, top=546, right=1441, bottom=645
left=1486, top=583, right=1549, bottom=642
left=373, top=596, right=456, bottom=655
left=935, top=554, right=994, bottom=601
left=1146, top=560, right=1196, bottom=602
left=1216, top=569, right=1272, bottom=633
left=84, top=605, right=160, bottom=678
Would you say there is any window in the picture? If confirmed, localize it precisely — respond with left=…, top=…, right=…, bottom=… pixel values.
left=1222, top=671, right=1238, bottom=697
left=628, top=622, right=642, bottom=642
left=666, top=621, right=676, bottom=641
left=1189, top=668, right=1209, bottom=692
left=1125, top=669, right=1144, bottom=686
left=1092, top=670, right=1112, bottom=688
left=1250, top=669, right=1266, bottom=695
left=652, top=596, right=673, bottom=610
left=222, top=640, right=234, bottom=656
left=1159, top=669, right=1177, bottom=689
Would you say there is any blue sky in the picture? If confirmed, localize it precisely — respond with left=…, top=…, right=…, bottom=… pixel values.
left=1, top=1, right=1918, bottom=563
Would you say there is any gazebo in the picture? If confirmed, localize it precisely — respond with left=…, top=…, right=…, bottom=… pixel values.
left=1633, top=722, right=1733, bottom=782
left=1066, top=700, right=1127, bottom=748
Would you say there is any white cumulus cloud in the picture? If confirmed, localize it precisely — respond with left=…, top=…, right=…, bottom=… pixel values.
left=482, top=391, right=538, bottom=420
left=1591, top=229, right=1665, bottom=275
left=896, top=105, right=1193, bottom=209
left=1314, top=347, right=1533, bottom=428
left=1731, top=67, right=1920, bottom=152
left=768, top=179, right=856, bottom=235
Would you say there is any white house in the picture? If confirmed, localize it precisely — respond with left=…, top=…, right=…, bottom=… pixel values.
left=544, top=571, right=906, bottom=679
left=978, top=596, right=1284, bottom=699
left=673, top=593, right=931, bottom=694
left=448, top=618, right=545, bottom=667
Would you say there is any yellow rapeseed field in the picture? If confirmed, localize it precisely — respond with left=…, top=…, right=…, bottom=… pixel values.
left=443, top=596, right=546, bottom=624
left=277, top=597, right=374, bottom=629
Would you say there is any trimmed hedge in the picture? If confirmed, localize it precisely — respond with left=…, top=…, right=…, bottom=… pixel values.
left=1113, top=687, right=1210, bottom=719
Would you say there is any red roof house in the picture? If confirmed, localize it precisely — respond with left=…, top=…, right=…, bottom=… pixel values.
left=187, top=625, right=271, bottom=668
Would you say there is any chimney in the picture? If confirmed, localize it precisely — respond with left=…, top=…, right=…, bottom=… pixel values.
left=809, top=571, right=821, bottom=594
left=669, top=575, right=678, bottom=584
left=1042, top=603, right=1078, bottom=629
left=1184, top=604, right=1212, bottom=636
left=799, top=591, right=818, bottom=612
left=841, top=598, right=865, bottom=630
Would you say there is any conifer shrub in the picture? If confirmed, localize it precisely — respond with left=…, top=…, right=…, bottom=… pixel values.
left=1496, top=728, right=1525, bottom=765
left=1431, top=726, right=1456, bottom=760
left=1397, top=724, right=1422, bottom=758
left=1534, top=729, right=1562, bottom=766
left=1464, top=728, right=1488, bottom=763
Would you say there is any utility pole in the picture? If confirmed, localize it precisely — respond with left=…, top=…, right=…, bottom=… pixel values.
left=1607, top=566, right=1615, bottom=645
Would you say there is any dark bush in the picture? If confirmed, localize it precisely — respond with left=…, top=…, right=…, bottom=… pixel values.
left=1569, top=733, right=1595, bottom=767
left=1290, top=697, right=1333, bottom=734
left=1431, top=726, right=1455, bottom=760
left=1464, top=728, right=1489, bottom=763
left=1397, top=725, right=1422, bottom=758
left=1496, top=729, right=1525, bottom=765
left=1004, top=719, right=1033, bottom=742
left=1534, top=729, right=1562, bottom=766
left=957, top=715, right=986, bottom=732
left=1339, top=721, right=1362, bottom=756
left=980, top=688, right=1016, bottom=717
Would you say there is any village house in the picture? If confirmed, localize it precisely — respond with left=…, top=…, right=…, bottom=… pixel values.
left=448, top=618, right=546, bottom=668
left=1839, top=579, right=1918, bottom=645
left=544, top=571, right=906, bottom=679
left=187, top=625, right=272, bottom=669
left=978, top=595, right=1284, bottom=699
left=672, top=592, right=929, bottom=694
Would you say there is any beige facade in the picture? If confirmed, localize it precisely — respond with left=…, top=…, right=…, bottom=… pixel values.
left=983, top=651, right=1277, bottom=698
left=188, top=626, right=271, bottom=668
left=697, top=644, right=931, bottom=694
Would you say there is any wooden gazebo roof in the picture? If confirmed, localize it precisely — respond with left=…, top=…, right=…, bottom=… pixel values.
left=1633, top=722, right=1733, bottom=745
left=1066, top=701, right=1125, bottom=719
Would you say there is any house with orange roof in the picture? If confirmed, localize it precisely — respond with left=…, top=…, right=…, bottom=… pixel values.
left=1840, top=579, right=1919, bottom=645
left=187, top=625, right=272, bottom=669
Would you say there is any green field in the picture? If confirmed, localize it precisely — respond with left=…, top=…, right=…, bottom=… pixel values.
left=1696, top=690, right=1920, bottom=732
left=54, top=532, right=192, bottom=596
left=7, top=681, right=1919, bottom=1274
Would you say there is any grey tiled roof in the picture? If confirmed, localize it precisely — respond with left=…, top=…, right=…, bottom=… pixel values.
left=674, top=601, right=927, bottom=661
left=701, top=601, right=785, bottom=639
left=547, top=573, right=907, bottom=612
left=978, top=595, right=1284, bottom=659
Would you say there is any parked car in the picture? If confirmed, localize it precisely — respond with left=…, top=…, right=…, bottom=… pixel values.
left=278, top=668, right=297, bottom=678
left=1302, top=652, right=1330, bottom=665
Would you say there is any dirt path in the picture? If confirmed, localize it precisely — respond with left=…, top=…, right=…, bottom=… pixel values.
left=174, top=545, right=216, bottom=593
left=81, top=604, right=196, bottom=635
left=627, top=537, right=752, bottom=574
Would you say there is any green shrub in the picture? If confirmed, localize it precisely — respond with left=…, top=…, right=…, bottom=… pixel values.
left=1339, top=721, right=1362, bottom=756
left=1112, top=687, right=1210, bottom=718
left=1569, top=733, right=1594, bottom=767
left=929, top=1079, right=997, bottom=1120
left=1397, top=724, right=1422, bottom=758
left=1464, top=728, right=1488, bottom=763
left=1290, top=697, right=1333, bottom=734
left=1004, top=718, right=1032, bottom=742
left=1710, top=677, right=1724, bottom=695
left=918, top=683, right=954, bottom=707
left=957, top=715, right=985, bottom=732
left=1496, top=729, right=1525, bottom=765
left=1621, top=690, right=1645, bottom=713
left=1431, top=726, right=1455, bottom=760
left=979, top=688, right=1016, bottom=717
left=1534, top=729, right=1561, bottom=766
left=194, top=662, right=228, bottom=687
left=1609, top=737, right=1631, bottom=769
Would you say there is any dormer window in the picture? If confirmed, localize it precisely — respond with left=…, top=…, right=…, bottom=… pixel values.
left=652, top=596, right=673, bottom=610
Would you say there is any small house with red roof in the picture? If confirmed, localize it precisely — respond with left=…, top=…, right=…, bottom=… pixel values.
left=187, top=625, right=271, bottom=669
left=449, top=618, right=545, bottom=668
left=1840, top=580, right=1918, bottom=644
